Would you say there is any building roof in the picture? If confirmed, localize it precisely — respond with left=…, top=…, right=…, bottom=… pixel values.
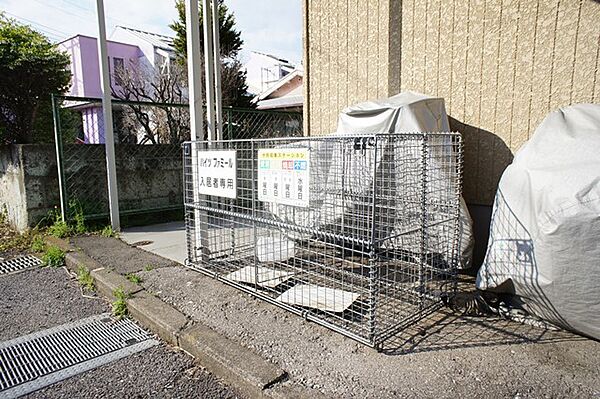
left=255, top=69, right=303, bottom=101
left=114, top=26, right=175, bottom=52
left=257, top=94, right=303, bottom=110
left=251, top=50, right=291, bottom=64
left=57, top=33, right=138, bottom=49
left=255, top=69, right=303, bottom=110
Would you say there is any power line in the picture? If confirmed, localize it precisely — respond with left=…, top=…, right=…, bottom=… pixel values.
left=35, top=0, right=131, bottom=31
left=2, top=11, right=69, bottom=41
left=31, top=0, right=95, bottom=22
left=59, top=0, right=136, bottom=27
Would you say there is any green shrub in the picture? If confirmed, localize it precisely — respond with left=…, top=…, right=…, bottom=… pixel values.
left=42, top=245, right=65, bottom=267
left=112, top=288, right=129, bottom=319
left=76, top=265, right=94, bottom=291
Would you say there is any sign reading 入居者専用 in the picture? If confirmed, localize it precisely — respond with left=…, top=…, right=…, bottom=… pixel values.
left=197, top=150, right=237, bottom=199
left=258, top=148, right=310, bottom=207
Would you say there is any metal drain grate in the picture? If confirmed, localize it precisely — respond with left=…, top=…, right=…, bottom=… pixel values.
left=0, top=314, right=158, bottom=398
left=0, top=255, right=43, bottom=275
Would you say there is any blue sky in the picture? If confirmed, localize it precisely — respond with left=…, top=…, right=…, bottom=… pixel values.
left=0, top=0, right=303, bottom=64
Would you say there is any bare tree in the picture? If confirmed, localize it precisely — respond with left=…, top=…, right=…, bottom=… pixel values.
left=112, top=60, right=190, bottom=144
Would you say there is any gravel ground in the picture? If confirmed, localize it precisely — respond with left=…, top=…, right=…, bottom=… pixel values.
left=71, top=235, right=176, bottom=274
left=0, top=266, right=108, bottom=341
left=140, top=266, right=600, bottom=398
left=27, top=344, right=240, bottom=399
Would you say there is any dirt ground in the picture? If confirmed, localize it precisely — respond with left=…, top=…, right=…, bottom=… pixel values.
left=140, top=266, right=600, bottom=399
left=70, top=235, right=600, bottom=398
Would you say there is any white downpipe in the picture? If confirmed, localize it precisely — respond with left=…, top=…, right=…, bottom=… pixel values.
left=95, top=0, right=120, bottom=231
left=185, top=0, right=208, bottom=262
left=202, top=0, right=216, bottom=142
left=211, top=0, right=223, bottom=140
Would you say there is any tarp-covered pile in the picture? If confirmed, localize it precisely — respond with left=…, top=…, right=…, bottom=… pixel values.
left=264, top=92, right=474, bottom=269
left=335, top=92, right=474, bottom=268
left=477, top=104, right=600, bottom=339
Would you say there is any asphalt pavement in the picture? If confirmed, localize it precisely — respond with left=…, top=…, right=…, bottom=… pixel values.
left=0, top=262, right=241, bottom=399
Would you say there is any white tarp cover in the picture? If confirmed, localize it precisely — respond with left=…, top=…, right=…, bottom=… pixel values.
left=336, top=92, right=474, bottom=268
left=476, top=104, right=600, bottom=339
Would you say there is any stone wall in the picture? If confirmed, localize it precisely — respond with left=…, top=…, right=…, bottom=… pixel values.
left=303, top=0, right=600, bottom=205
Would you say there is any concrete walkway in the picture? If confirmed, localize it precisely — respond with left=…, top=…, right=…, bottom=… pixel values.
left=121, top=221, right=187, bottom=264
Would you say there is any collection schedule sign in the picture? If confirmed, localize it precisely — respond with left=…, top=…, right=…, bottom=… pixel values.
left=197, top=150, right=237, bottom=199
left=258, top=148, right=310, bottom=207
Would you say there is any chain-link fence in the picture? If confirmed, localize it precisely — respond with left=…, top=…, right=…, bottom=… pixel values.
left=52, top=95, right=303, bottom=223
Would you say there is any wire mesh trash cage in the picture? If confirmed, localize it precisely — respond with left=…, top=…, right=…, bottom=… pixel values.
left=183, top=133, right=463, bottom=347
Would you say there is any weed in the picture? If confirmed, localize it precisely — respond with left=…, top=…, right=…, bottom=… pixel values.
left=76, top=265, right=95, bottom=291
left=101, top=225, right=118, bottom=238
left=69, top=200, right=87, bottom=234
left=112, top=288, right=129, bottom=319
left=144, top=264, right=154, bottom=272
left=31, top=235, right=46, bottom=253
left=42, top=246, right=65, bottom=267
left=47, top=208, right=71, bottom=238
left=126, top=273, right=142, bottom=284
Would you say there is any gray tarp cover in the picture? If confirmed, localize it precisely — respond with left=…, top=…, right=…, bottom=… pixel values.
left=336, top=92, right=474, bottom=268
left=266, top=92, right=474, bottom=268
left=476, top=104, right=600, bottom=339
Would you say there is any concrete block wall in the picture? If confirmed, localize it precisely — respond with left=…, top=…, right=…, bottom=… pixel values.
left=58, top=144, right=183, bottom=219
left=0, top=144, right=182, bottom=231
left=0, top=145, right=59, bottom=231
left=0, top=146, right=29, bottom=230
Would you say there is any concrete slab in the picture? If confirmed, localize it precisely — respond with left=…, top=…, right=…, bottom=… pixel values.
left=121, top=222, right=187, bottom=264
left=71, top=235, right=175, bottom=273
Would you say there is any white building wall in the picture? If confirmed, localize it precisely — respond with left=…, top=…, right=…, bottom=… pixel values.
left=244, top=51, right=295, bottom=96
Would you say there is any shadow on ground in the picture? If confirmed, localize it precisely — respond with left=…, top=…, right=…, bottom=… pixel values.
left=383, top=308, right=582, bottom=356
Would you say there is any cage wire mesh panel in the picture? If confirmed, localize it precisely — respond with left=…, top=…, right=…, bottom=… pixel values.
left=183, top=133, right=462, bottom=347
left=53, top=96, right=302, bottom=221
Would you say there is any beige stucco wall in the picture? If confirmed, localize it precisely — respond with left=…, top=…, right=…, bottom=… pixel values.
left=304, top=0, right=600, bottom=205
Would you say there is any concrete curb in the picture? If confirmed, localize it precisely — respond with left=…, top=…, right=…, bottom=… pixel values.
left=43, top=235, right=307, bottom=399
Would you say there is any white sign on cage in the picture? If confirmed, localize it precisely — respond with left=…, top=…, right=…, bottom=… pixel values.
left=257, top=148, right=310, bottom=207
left=196, top=150, right=237, bottom=199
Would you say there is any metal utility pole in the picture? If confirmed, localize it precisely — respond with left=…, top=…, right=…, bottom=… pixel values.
left=186, top=0, right=205, bottom=142
left=95, top=0, right=120, bottom=231
left=186, top=0, right=208, bottom=261
left=202, top=0, right=216, bottom=142
left=211, top=0, right=223, bottom=139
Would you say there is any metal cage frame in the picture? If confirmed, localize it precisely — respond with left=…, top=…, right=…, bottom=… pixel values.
left=183, top=133, right=463, bottom=348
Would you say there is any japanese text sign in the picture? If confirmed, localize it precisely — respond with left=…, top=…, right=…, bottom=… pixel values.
left=258, top=148, right=310, bottom=207
left=197, top=150, right=237, bottom=199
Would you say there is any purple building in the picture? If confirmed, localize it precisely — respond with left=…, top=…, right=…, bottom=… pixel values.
left=58, top=26, right=175, bottom=143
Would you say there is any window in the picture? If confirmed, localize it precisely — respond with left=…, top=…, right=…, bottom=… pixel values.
left=156, top=53, right=169, bottom=74
left=113, top=57, right=124, bottom=86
